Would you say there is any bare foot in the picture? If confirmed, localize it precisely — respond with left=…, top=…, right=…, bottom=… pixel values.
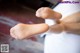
left=10, top=23, right=49, bottom=39
left=36, top=7, right=62, bottom=20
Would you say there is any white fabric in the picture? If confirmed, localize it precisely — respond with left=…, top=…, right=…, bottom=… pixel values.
left=44, top=0, right=80, bottom=53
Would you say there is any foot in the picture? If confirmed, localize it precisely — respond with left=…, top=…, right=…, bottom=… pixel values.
left=10, top=23, right=49, bottom=39
left=36, top=7, right=62, bottom=20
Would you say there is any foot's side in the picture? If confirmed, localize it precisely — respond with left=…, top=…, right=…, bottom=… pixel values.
left=36, top=7, right=62, bottom=20
left=10, top=23, right=49, bottom=39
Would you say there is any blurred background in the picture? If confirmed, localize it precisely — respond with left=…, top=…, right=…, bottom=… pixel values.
left=0, top=0, right=61, bottom=53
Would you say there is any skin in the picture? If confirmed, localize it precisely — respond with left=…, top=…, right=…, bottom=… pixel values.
left=10, top=7, right=80, bottom=40
left=10, top=7, right=61, bottom=39
left=61, top=12, right=80, bottom=34
left=36, top=7, right=62, bottom=20
left=49, top=12, right=80, bottom=34
left=36, top=7, right=80, bottom=34
left=10, top=23, right=49, bottom=39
